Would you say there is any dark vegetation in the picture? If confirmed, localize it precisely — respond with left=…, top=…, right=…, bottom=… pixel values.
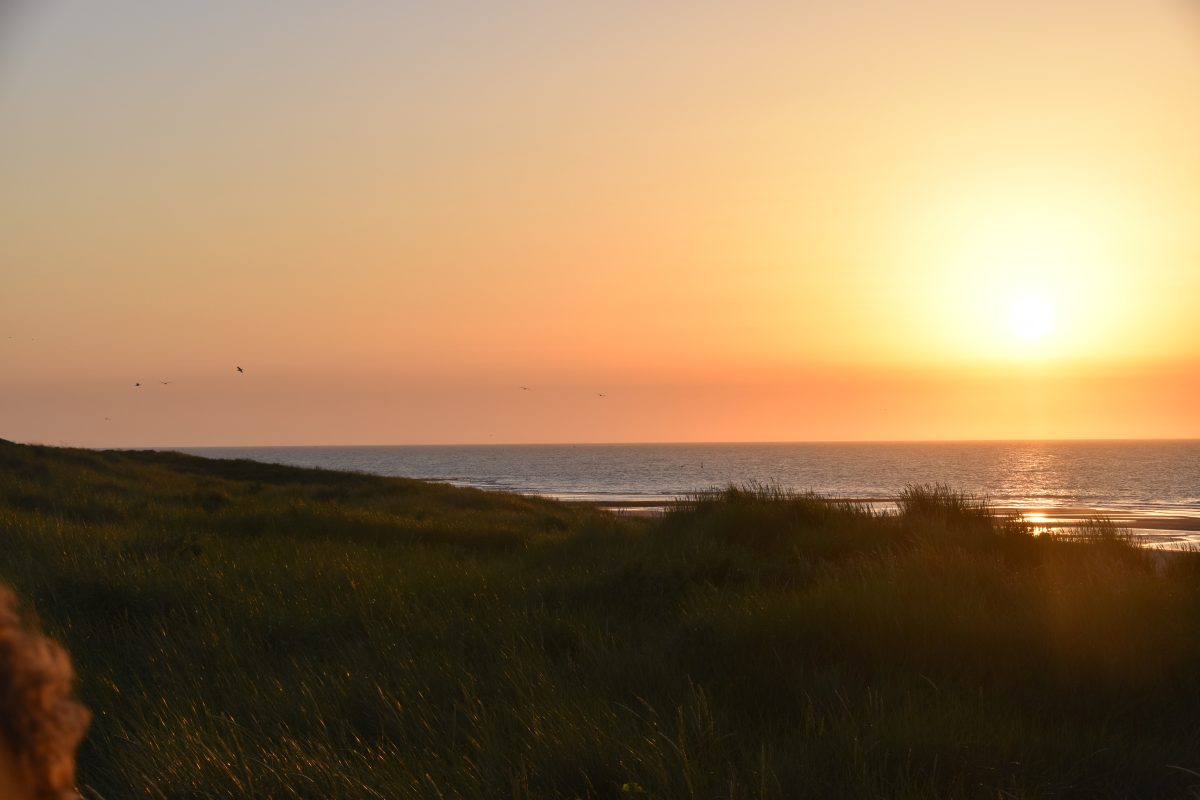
left=2, top=439, right=1199, bottom=799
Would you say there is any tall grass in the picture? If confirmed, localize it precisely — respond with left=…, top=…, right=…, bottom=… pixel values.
left=2, top=441, right=1199, bottom=798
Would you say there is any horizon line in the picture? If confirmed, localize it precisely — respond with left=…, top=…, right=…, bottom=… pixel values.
left=90, top=435, right=1200, bottom=450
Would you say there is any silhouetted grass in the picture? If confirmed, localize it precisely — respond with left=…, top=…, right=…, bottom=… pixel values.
left=2, top=441, right=1199, bottom=798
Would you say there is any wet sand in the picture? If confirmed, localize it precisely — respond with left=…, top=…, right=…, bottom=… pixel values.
left=568, top=498, right=1200, bottom=548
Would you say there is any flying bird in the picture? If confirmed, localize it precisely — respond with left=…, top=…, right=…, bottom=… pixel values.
left=160, top=381, right=172, bottom=385
left=134, top=382, right=141, bottom=388
left=519, top=386, right=530, bottom=391
left=236, top=366, right=244, bottom=373
left=597, top=393, right=606, bottom=398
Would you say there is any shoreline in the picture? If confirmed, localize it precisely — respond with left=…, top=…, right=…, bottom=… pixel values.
left=563, top=498, right=1200, bottom=545
left=168, top=443, right=1200, bottom=539
left=561, top=497, right=1200, bottom=526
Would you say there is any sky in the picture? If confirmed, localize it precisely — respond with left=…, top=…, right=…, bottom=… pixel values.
left=2, top=1, right=1199, bottom=446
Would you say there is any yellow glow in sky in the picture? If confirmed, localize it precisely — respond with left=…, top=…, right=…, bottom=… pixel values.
left=1, top=1, right=1199, bottom=445
left=928, top=187, right=1121, bottom=362
left=1007, top=294, right=1054, bottom=343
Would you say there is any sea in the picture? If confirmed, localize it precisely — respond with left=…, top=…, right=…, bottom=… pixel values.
left=177, top=441, right=1200, bottom=547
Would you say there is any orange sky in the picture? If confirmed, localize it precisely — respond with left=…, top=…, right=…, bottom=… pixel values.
left=2, top=2, right=1198, bottom=446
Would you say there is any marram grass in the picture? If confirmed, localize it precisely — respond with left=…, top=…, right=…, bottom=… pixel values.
left=2, top=440, right=1199, bottom=799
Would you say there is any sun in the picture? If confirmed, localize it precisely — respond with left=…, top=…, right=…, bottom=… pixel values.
left=883, top=168, right=1144, bottom=365
left=927, top=204, right=1095, bottom=360
left=1007, top=293, right=1054, bottom=341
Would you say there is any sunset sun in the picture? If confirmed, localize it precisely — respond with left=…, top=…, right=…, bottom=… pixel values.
left=907, top=184, right=1136, bottom=364
left=1007, top=293, right=1054, bottom=342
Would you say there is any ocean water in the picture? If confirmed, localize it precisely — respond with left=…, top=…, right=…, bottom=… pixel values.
left=178, top=441, right=1200, bottom=538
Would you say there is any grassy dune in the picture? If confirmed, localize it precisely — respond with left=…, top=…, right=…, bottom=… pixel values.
left=2, top=439, right=1200, bottom=799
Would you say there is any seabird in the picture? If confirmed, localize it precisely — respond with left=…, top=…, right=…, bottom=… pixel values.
left=236, top=366, right=244, bottom=373
left=134, top=382, right=141, bottom=387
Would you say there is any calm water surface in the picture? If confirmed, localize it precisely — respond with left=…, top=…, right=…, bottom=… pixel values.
left=179, top=441, right=1199, bottom=533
